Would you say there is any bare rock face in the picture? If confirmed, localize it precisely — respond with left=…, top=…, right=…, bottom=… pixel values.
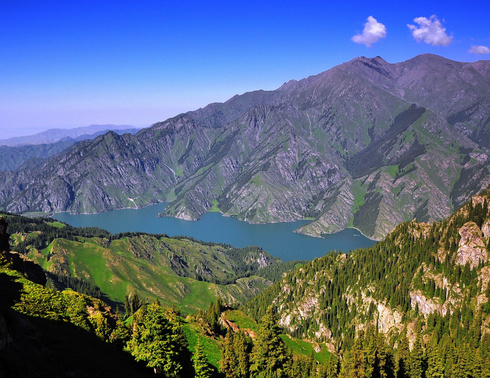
left=456, top=221, right=488, bottom=269
left=410, top=290, right=449, bottom=316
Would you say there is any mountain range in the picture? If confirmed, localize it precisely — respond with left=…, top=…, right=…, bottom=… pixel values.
left=0, top=124, right=138, bottom=147
left=0, top=54, right=489, bottom=239
left=0, top=125, right=140, bottom=172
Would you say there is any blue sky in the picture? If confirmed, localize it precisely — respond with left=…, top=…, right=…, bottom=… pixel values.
left=1, top=0, right=489, bottom=138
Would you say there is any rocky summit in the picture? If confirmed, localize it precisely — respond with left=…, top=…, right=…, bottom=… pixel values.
left=0, top=54, right=489, bottom=239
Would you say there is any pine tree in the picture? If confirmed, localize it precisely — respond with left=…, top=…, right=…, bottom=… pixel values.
left=193, top=340, right=213, bottom=378
left=250, top=306, right=290, bottom=377
left=425, top=340, right=444, bottom=378
left=234, top=331, right=251, bottom=378
left=339, top=336, right=365, bottom=378
left=125, top=303, right=187, bottom=376
left=409, top=335, right=424, bottom=378
left=395, top=332, right=410, bottom=378
left=220, top=330, right=237, bottom=378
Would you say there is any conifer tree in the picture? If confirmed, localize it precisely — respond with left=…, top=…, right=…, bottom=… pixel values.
left=220, top=330, right=237, bottom=378
left=125, top=303, right=187, bottom=376
left=409, top=335, right=424, bottom=378
left=193, top=340, right=213, bottom=378
left=425, top=340, right=444, bottom=378
left=234, top=331, right=251, bottom=378
left=395, top=331, right=410, bottom=378
left=250, top=306, right=289, bottom=377
left=339, top=336, right=365, bottom=378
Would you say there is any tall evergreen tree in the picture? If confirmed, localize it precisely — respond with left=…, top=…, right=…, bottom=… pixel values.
left=250, top=306, right=290, bottom=377
left=409, top=335, right=424, bottom=378
left=395, top=332, right=410, bottom=378
left=125, top=304, right=188, bottom=376
left=425, top=340, right=444, bottom=378
left=220, top=330, right=237, bottom=378
left=193, top=340, right=213, bottom=378
left=234, top=331, right=251, bottom=378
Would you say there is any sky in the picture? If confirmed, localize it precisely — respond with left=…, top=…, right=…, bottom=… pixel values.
left=1, top=0, right=489, bottom=139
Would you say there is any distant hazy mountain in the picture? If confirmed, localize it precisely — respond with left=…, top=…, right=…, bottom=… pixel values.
left=0, top=54, right=488, bottom=239
left=0, top=127, right=140, bottom=171
left=0, top=124, right=139, bottom=147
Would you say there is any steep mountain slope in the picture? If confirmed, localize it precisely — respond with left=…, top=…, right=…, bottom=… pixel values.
left=0, top=54, right=489, bottom=239
left=4, top=213, right=290, bottom=313
left=244, top=189, right=490, bottom=353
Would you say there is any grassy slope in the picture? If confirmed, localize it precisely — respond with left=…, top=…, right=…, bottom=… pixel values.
left=20, top=234, right=274, bottom=314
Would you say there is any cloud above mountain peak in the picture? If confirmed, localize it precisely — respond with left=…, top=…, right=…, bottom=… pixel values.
left=469, top=45, right=490, bottom=55
left=352, top=16, right=387, bottom=48
left=407, top=15, right=453, bottom=46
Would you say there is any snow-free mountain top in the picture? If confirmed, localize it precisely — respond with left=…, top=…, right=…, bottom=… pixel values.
left=0, top=54, right=489, bottom=239
left=0, top=124, right=139, bottom=147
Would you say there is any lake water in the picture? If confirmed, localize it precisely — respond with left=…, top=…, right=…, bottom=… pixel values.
left=53, top=204, right=376, bottom=261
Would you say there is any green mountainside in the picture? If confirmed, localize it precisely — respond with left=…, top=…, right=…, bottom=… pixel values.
left=242, top=189, right=490, bottom=376
left=3, top=212, right=297, bottom=313
left=0, top=54, right=488, bottom=239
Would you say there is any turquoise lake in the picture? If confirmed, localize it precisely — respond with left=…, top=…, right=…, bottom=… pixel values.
left=53, top=204, right=376, bottom=261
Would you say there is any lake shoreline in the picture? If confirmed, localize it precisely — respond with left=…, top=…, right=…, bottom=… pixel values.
left=53, top=203, right=376, bottom=262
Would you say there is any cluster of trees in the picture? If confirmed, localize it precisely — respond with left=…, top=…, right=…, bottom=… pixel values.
left=45, top=271, right=102, bottom=298
left=217, top=307, right=490, bottom=378
left=337, top=326, right=490, bottom=378
left=9, top=268, right=210, bottom=377
left=220, top=306, right=302, bottom=378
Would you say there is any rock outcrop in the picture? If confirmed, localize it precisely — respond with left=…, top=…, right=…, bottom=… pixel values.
left=456, top=221, right=488, bottom=269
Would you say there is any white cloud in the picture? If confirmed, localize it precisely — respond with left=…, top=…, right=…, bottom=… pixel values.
left=407, top=15, right=453, bottom=46
left=469, top=45, right=490, bottom=55
left=351, top=16, right=387, bottom=48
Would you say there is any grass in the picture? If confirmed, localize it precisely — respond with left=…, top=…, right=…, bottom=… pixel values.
left=21, top=233, right=272, bottom=314
left=183, top=322, right=222, bottom=368
left=250, top=175, right=263, bottom=186
left=391, top=185, right=402, bottom=197
left=47, top=221, right=66, bottom=229
left=208, top=199, right=221, bottom=213
left=384, top=165, right=399, bottom=179
left=280, top=334, right=332, bottom=363
left=351, top=181, right=366, bottom=213
left=224, top=310, right=258, bottom=332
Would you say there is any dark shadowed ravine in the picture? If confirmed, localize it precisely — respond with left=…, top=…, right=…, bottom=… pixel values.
left=53, top=204, right=376, bottom=261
